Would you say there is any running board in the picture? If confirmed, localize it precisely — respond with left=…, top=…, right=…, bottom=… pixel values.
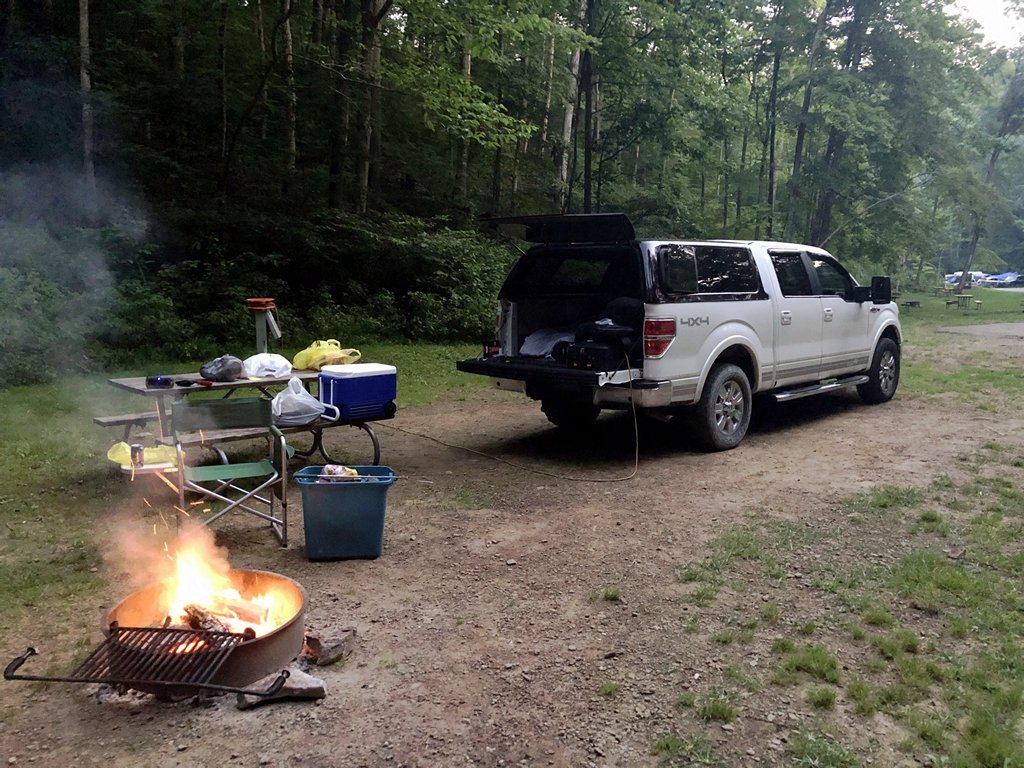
left=772, top=375, right=869, bottom=403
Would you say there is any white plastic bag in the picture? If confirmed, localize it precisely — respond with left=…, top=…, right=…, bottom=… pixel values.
left=271, top=377, right=324, bottom=426
left=243, top=353, right=292, bottom=378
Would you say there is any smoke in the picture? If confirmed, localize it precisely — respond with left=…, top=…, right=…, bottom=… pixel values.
left=0, top=164, right=149, bottom=385
left=101, top=520, right=232, bottom=592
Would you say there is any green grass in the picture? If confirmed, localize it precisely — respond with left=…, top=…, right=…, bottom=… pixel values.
left=807, top=686, right=837, bottom=709
left=669, top=432, right=1024, bottom=764
left=696, top=691, right=737, bottom=723
left=675, top=691, right=696, bottom=709
left=843, top=484, right=924, bottom=517
left=776, top=644, right=841, bottom=684
left=785, top=729, right=860, bottom=767
left=598, top=680, right=621, bottom=696
left=601, top=587, right=622, bottom=602
left=723, top=664, right=761, bottom=692
left=651, top=733, right=720, bottom=765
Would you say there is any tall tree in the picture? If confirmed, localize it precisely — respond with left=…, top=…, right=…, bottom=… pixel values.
left=78, top=0, right=97, bottom=224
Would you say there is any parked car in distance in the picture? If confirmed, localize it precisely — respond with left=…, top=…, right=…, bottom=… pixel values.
left=977, top=271, right=1020, bottom=287
left=457, top=213, right=902, bottom=451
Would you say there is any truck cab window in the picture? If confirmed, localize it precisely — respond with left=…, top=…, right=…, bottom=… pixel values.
left=811, top=257, right=854, bottom=296
left=770, top=251, right=813, bottom=296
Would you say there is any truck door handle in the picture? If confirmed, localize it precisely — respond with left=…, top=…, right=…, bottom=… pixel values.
left=780, top=310, right=792, bottom=326
left=823, top=308, right=833, bottom=322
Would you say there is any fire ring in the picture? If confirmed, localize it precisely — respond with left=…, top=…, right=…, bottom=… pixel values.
left=103, top=569, right=306, bottom=696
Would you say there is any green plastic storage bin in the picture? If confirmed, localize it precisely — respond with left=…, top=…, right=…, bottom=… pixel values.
left=295, top=465, right=395, bottom=560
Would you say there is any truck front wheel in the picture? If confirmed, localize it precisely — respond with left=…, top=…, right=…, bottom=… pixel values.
left=541, top=399, right=601, bottom=430
left=693, top=364, right=752, bottom=451
left=857, top=337, right=900, bottom=404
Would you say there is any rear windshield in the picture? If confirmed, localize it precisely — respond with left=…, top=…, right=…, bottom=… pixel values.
left=657, top=244, right=761, bottom=299
left=504, top=247, right=644, bottom=298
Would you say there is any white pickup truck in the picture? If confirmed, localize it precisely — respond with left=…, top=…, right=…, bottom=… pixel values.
left=456, top=213, right=902, bottom=450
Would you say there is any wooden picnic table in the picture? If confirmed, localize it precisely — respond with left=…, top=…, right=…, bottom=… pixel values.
left=101, top=370, right=392, bottom=464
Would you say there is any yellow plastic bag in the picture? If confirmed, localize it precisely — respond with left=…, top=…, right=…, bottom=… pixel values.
left=106, top=442, right=179, bottom=467
left=293, top=339, right=361, bottom=370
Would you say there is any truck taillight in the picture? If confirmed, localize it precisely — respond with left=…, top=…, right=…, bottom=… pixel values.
left=643, top=318, right=676, bottom=358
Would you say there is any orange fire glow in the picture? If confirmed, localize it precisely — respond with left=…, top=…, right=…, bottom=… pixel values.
left=158, top=530, right=283, bottom=638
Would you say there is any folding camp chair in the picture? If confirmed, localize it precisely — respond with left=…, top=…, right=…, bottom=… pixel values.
left=172, top=397, right=290, bottom=545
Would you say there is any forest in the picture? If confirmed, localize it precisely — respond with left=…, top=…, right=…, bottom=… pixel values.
left=1, top=0, right=1023, bottom=386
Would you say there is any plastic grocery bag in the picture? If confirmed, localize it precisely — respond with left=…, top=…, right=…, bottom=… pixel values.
left=293, top=339, right=361, bottom=371
left=243, top=352, right=292, bottom=378
left=106, top=442, right=179, bottom=467
left=271, top=377, right=325, bottom=426
left=199, top=354, right=245, bottom=381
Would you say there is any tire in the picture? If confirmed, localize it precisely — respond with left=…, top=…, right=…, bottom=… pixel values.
left=692, top=363, right=752, bottom=451
left=541, top=399, right=601, bottom=430
left=857, top=337, right=900, bottom=404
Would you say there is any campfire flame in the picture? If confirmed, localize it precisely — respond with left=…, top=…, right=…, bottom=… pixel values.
left=156, top=529, right=283, bottom=638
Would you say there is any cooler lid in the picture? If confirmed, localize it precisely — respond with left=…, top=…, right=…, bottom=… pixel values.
left=320, top=363, right=397, bottom=377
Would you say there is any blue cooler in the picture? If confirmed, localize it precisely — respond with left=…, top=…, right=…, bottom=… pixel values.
left=319, top=363, right=397, bottom=420
left=295, top=465, right=396, bottom=560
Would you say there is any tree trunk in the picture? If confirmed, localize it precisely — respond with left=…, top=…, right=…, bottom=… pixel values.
left=765, top=48, right=781, bottom=239
left=79, top=0, right=98, bottom=225
left=540, top=32, right=555, bottom=144
left=358, top=0, right=391, bottom=213
left=311, top=0, right=324, bottom=45
left=809, top=2, right=868, bottom=245
left=254, top=0, right=269, bottom=140
left=785, top=0, right=831, bottom=239
left=559, top=0, right=586, bottom=210
left=328, top=0, right=355, bottom=209
left=218, top=0, right=227, bottom=158
left=581, top=47, right=593, bottom=213
left=914, top=196, right=940, bottom=287
left=281, top=0, right=297, bottom=196
left=457, top=49, right=472, bottom=213
left=721, top=136, right=729, bottom=234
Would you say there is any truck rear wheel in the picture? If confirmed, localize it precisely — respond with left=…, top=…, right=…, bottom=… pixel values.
left=692, top=364, right=751, bottom=451
left=857, top=337, right=900, bottom=404
left=541, top=399, right=601, bottom=430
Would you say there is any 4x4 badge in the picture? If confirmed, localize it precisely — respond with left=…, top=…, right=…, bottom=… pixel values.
left=681, top=316, right=710, bottom=327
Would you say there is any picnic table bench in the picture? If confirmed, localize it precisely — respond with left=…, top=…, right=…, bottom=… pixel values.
left=92, top=411, right=160, bottom=441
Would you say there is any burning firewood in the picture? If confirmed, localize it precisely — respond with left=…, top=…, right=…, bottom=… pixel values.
left=183, top=604, right=230, bottom=634
left=209, top=595, right=270, bottom=626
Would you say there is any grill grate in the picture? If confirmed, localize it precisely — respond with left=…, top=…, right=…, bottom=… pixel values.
left=4, top=622, right=290, bottom=697
left=72, top=624, right=245, bottom=688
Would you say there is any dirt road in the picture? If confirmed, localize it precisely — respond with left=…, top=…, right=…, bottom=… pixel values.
left=3, top=327, right=1023, bottom=767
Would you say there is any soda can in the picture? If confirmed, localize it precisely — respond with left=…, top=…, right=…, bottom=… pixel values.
left=130, top=444, right=145, bottom=467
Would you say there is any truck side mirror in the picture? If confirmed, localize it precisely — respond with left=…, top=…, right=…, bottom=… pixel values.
left=870, top=276, right=892, bottom=304
left=850, top=286, right=872, bottom=302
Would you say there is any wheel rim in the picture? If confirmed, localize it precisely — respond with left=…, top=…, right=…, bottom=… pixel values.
left=714, top=380, right=745, bottom=434
left=879, top=351, right=897, bottom=394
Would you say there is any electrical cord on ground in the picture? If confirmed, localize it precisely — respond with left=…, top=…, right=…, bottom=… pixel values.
left=378, top=355, right=641, bottom=483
